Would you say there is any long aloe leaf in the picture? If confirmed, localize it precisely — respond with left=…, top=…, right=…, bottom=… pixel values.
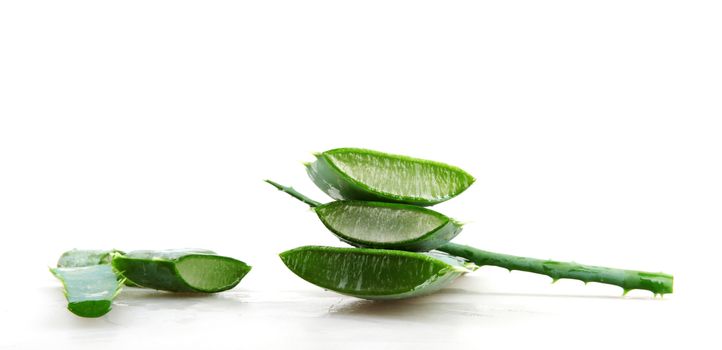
left=438, top=243, right=673, bottom=296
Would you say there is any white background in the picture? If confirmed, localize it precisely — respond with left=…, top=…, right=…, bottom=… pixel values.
left=1, top=1, right=720, bottom=349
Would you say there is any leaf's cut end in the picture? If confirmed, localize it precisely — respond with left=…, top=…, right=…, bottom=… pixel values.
left=175, top=255, right=252, bottom=293
left=313, top=200, right=465, bottom=251
left=67, top=300, right=112, bottom=318
left=637, top=272, right=674, bottom=296
left=51, top=264, right=122, bottom=317
left=112, top=250, right=250, bottom=293
left=666, top=276, right=674, bottom=294
left=450, top=218, right=467, bottom=227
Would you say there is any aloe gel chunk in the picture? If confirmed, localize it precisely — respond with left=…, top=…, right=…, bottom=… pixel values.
left=51, top=249, right=124, bottom=318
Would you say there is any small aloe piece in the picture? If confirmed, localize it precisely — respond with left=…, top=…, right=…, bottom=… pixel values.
left=112, top=249, right=251, bottom=293
left=57, top=249, right=121, bottom=267
left=280, top=246, right=476, bottom=300
left=266, top=180, right=463, bottom=251
left=306, top=148, right=475, bottom=206
left=51, top=249, right=124, bottom=318
left=437, top=243, right=674, bottom=296
left=57, top=249, right=144, bottom=287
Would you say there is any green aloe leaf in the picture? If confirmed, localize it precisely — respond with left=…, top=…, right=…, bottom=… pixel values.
left=317, top=201, right=463, bottom=252
left=437, top=243, right=674, bottom=296
left=280, top=246, right=476, bottom=300
left=306, top=148, right=475, bottom=206
left=51, top=249, right=124, bottom=318
left=112, top=249, right=251, bottom=293
left=266, top=180, right=463, bottom=251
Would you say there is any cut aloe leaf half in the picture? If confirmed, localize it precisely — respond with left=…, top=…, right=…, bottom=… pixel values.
left=50, top=265, right=123, bottom=318
left=306, top=148, right=475, bottom=206
left=112, top=249, right=251, bottom=293
left=317, top=201, right=464, bottom=251
left=280, top=246, right=476, bottom=300
left=266, top=180, right=464, bottom=251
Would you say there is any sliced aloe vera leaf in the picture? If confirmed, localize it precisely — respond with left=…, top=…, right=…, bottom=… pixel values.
left=317, top=201, right=463, bottom=251
left=280, top=246, right=476, bottom=300
left=50, top=265, right=123, bottom=318
left=266, top=180, right=463, bottom=251
left=306, top=148, right=475, bottom=206
left=112, top=249, right=251, bottom=293
left=438, top=243, right=674, bottom=296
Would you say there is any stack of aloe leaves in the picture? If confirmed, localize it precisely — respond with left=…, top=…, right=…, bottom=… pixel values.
left=268, top=147, right=673, bottom=300
left=50, top=249, right=251, bottom=318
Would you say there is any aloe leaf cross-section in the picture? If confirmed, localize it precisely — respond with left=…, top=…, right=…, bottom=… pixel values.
left=306, top=148, right=475, bottom=206
left=51, top=264, right=123, bottom=318
left=316, top=201, right=464, bottom=251
left=280, top=246, right=476, bottom=300
left=51, top=249, right=124, bottom=318
left=266, top=180, right=464, bottom=251
left=112, top=249, right=251, bottom=293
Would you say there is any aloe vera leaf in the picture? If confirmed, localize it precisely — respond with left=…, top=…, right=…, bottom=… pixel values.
left=306, top=148, right=475, bottom=206
left=50, top=265, right=123, bottom=318
left=438, top=243, right=674, bottom=295
left=111, top=249, right=251, bottom=293
left=280, top=246, right=476, bottom=300
left=266, top=180, right=463, bottom=251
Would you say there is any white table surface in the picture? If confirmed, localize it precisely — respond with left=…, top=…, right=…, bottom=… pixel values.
left=3, top=265, right=700, bottom=350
